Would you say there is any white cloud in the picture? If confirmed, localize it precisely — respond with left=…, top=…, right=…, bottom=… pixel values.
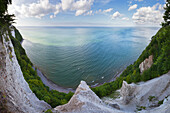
left=61, top=0, right=73, bottom=11
left=111, top=11, right=122, bottom=19
left=75, top=10, right=86, bottom=16
left=122, top=17, right=129, bottom=20
left=73, top=0, right=94, bottom=16
left=103, top=8, right=113, bottom=13
left=128, top=4, right=137, bottom=11
left=95, top=9, right=102, bottom=14
left=8, top=0, right=94, bottom=18
left=50, top=15, right=54, bottom=19
left=85, top=10, right=93, bottom=15
left=132, top=3, right=164, bottom=24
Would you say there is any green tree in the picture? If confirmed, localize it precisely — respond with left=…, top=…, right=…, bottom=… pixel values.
left=0, top=0, right=15, bottom=31
left=162, top=0, right=170, bottom=26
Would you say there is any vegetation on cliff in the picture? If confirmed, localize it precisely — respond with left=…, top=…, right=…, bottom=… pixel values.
left=9, top=29, right=73, bottom=108
left=0, top=0, right=73, bottom=108
left=0, top=0, right=15, bottom=32
left=1, top=0, right=169, bottom=110
left=92, top=0, right=170, bottom=97
left=0, top=0, right=15, bottom=112
left=92, top=25, right=170, bottom=97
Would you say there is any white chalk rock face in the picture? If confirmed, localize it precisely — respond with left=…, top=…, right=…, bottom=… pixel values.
left=139, top=55, right=153, bottom=73
left=0, top=31, right=51, bottom=112
left=54, top=81, right=124, bottom=113
left=141, top=96, right=170, bottom=113
left=119, top=72, right=170, bottom=112
left=120, top=81, right=136, bottom=104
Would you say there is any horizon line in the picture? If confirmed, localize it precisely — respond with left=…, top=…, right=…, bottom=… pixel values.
left=16, top=25, right=161, bottom=28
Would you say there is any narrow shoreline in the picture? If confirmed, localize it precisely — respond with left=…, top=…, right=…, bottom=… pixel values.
left=34, top=66, right=75, bottom=93
left=34, top=66, right=125, bottom=93
left=90, top=69, right=124, bottom=88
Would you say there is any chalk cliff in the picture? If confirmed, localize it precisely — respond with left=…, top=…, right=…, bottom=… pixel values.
left=54, top=81, right=124, bottom=113
left=0, top=30, right=51, bottom=112
left=54, top=72, right=170, bottom=113
left=139, top=55, right=153, bottom=73
left=0, top=27, right=169, bottom=113
left=103, top=72, right=170, bottom=113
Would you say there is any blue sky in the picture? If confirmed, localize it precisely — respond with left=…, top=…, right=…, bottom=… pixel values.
left=9, top=0, right=166, bottom=26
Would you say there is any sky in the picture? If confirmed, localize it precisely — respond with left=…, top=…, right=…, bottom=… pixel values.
left=8, top=0, right=166, bottom=26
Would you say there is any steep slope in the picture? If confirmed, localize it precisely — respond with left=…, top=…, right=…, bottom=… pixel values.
left=92, top=26, right=170, bottom=98
left=0, top=29, right=51, bottom=112
left=54, top=81, right=124, bottom=113
left=9, top=27, right=73, bottom=108
left=54, top=72, right=170, bottom=113
left=103, top=72, right=170, bottom=112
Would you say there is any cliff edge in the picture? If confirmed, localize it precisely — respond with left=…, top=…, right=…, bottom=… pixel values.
left=55, top=72, right=170, bottom=113
left=54, top=81, right=124, bottom=113
left=0, top=29, right=51, bottom=112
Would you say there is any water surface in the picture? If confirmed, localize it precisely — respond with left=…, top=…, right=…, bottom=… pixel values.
left=18, top=26, right=159, bottom=88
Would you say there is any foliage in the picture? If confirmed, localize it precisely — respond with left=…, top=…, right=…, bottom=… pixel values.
left=148, top=96, right=156, bottom=102
left=158, top=100, right=164, bottom=105
left=45, top=109, right=53, bottom=113
left=14, top=27, right=23, bottom=42
left=136, top=106, right=146, bottom=111
left=0, top=0, right=12, bottom=14
left=162, top=0, right=170, bottom=27
left=0, top=0, right=15, bottom=33
left=9, top=29, right=73, bottom=108
left=92, top=26, right=170, bottom=98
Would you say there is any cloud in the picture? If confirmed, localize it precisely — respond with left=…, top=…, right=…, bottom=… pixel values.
left=61, top=0, right=73, bottom=11
left=122, top=17, right=129, bottom=20
left=73, top=0, right=94, bottom=16
left=9, top=0, right=94, bottom=18
left=132, top=3, right=164, bottom=24
left=128, top=4, right=137, bottom=11
left=85, top=10, right=93, bottom=15
left=103, top=8, right=113, bottom=13
left=95, top=9, right=102, bottom=14
left=111, top=11, right=122, bottom=19
left=50, top=15, right=54, bottom=19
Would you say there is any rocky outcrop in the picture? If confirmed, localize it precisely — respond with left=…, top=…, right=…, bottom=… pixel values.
left=54, top=81, right=124, bottom=113
left=0, top=28, right=169, bottom=113
left=0, top=31, right=51, bottom=112
left=141, top=96, right=170, bottom=113
left=103, top=72, right=170, bottom=112
left=55, top=72, right=170, bottom=113
left=120, top=81, right=136, bottom=104
left=139, top=55, right=153, bottom=73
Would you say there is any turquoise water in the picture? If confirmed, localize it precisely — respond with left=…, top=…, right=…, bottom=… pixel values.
left=18, top=27, right=159, bottom=88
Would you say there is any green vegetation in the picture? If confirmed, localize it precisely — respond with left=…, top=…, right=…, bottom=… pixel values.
left=1, top=0, right=73, bottom=109
left=136, top=106, right=146, bottom=111
left=9, top=29, right=73, bottom=108
left=92, top=26, right=170, bottom=98
left=0, top=0, right=15, bottom=32
left=1, top=0, right=169, bottom=110
left=148, top=96, right=156, bottom=102
left=14, top=28, right=23, bottom=42
left=0, top=0, right=15, bottom=112
left=158, top=100, right=164, bottom=105
left=162, top=0, right=170, bottom=27
left=45, top=109, right=53, bottom=113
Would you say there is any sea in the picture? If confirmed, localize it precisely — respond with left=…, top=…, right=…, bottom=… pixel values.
left=17, top=26, right=159, bottom=89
